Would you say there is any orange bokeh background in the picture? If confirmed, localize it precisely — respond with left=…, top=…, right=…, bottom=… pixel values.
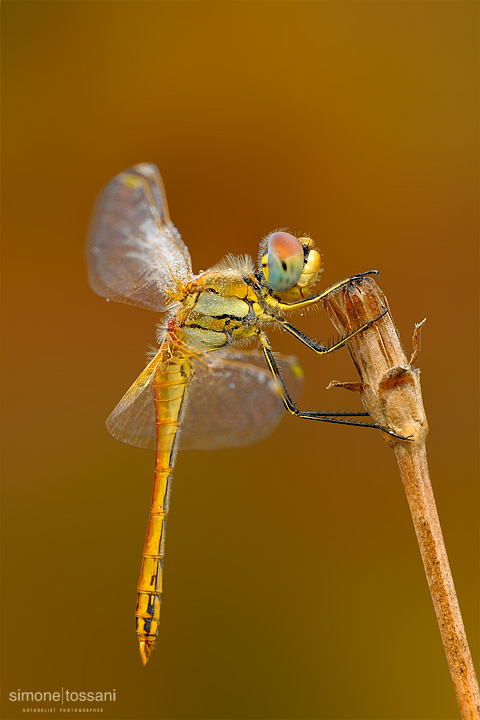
left=2, top=2, right=478, bottom=719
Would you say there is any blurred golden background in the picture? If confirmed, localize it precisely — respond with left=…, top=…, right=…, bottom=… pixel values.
left=2, top=2, right=478, bottom=719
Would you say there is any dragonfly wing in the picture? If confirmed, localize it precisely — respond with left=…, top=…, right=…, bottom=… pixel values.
left=178, top=350, right=303, bottom=451
left=105, top=352, right=159, bottom=451
left=105, top=350, right=302, bottom=452
left=87, top=163, right=193, bottom=311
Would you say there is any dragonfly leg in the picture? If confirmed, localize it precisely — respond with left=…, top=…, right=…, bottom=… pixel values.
left=275, top=270, right=379, bottom=312
left=274, top=308, right=388, bottom=355
left=258, top=333, right=412, bottom=440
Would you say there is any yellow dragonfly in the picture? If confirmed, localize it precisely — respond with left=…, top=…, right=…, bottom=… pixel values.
left=87, top=163, right=399, bottom=665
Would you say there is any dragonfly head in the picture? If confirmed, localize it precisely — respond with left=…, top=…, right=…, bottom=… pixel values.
left=258, top=231, right=322, bottom=301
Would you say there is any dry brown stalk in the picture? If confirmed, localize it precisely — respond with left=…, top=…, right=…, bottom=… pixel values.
left=322, top=276, right=479, bottom=720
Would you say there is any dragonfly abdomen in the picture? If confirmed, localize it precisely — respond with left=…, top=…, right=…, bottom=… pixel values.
left=136, top=343, right=193, bottom=665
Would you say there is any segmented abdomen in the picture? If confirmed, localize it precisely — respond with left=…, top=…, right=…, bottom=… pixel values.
left=136, top=342, right=193, bottom=665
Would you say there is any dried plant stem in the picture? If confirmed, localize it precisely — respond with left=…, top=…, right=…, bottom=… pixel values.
left=323, top=277, right=479, bottom=720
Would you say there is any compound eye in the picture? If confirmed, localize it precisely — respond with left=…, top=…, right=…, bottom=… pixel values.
left=267, top=232, right=304, bottom=292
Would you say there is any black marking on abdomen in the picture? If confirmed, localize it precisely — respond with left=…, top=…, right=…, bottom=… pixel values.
left=146, top=595, right=156, bottom=616
left=158, top=520, right=166, bottom=555
left=163, top=475, right=172, bottom=514
left=168, top=432, right=179, bottom=468
left=150, top=562, right=162, bottom=592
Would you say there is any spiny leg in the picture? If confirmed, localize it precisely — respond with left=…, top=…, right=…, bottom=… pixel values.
left=258, top=332, right=411, bottom=440
left=275, top=270, right=379, bottom=312
left=274, top=308, right=388, bottom=355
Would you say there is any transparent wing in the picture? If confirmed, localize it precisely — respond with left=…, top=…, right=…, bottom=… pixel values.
left=105, top=351, right=162, bottom=450
left=87, top=163, right=193, bottom=311
left=105, top=350, right=303, bottom=452
left=181, top=351, right=303, bottom=451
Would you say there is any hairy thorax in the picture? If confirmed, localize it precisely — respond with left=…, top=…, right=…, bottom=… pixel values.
left=176, top=268, right=274, bottom=351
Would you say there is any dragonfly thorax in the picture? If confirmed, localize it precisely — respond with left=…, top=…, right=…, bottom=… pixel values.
left=177, top=269, right=262, bottom=351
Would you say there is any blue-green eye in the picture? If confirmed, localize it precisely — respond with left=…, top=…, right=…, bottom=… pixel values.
left=266, top=232, right=304, bottom=292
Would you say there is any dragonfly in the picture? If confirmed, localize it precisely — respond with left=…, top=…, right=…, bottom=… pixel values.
left=87, top=163, right=401, bottom=665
